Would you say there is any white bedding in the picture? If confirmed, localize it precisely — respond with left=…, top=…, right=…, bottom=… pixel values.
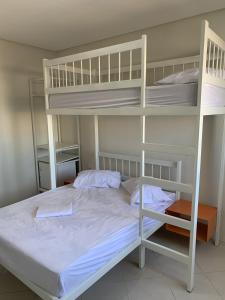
left=49, top=82, right=225, bottom=109
left=0, top=185, right=175, bottom=298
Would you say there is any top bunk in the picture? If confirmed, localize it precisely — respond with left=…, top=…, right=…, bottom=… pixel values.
left=43, top=20, right=225, bottom=116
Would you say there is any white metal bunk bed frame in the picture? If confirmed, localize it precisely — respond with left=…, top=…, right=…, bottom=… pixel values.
left=41, top=19, right=225, bottom=298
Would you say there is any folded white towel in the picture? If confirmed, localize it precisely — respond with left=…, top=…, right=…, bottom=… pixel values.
left=36, top=202, right=73, bottom=218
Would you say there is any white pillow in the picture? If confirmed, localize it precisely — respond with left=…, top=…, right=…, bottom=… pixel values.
left=122, top=178, right=172, bottom=206
left=73, top=170, right=121, bottom=189
left=130, top=184, right=172, bottom=206
left=121, top=177, right=138, bottom=194
left=155, top=68, right=199, bottom=85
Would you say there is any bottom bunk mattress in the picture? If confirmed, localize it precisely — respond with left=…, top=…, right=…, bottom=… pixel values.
left=0, top=185, right=175, bottom=298
left=49, top=82, right=225, bottom=109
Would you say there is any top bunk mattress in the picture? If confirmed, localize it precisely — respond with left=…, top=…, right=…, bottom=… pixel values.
left=0, top=185, right=175, bottom=298
left=49, top=83, right=225, bottom=109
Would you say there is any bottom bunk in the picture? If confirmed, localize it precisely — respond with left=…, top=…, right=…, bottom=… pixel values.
left=0, top=154, right=178, bottom=300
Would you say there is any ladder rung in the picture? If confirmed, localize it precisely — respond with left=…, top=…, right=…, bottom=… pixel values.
left=141, top=208, right=191, bottom=230
left=140, top=176, right=193, bottom=194
left=142, top=239, right=189, bottom=264
left=142, top=142, right=196, bottom=156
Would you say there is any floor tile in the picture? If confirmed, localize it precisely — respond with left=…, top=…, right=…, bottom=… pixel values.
left=0, top=272, right=28, bottom=294
left=145, top=249, right=201, bottom=285
left=101, top=262, right=124, bottom=283
left=205, top=271, right=225, bottom=299
left=170, top=274, right=222, bottom=300
left=126, top=277, right=175, bottom=300
left=196, top=242, right=225, bottom=272
left=82, top=280, right=129, bottom=300
left=120, top=259, right=162, bottom=281
left=0, top=290, right=40, bottom=300
left=0, top=265, right=7, bottom=274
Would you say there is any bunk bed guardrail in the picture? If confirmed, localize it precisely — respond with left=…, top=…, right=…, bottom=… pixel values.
left=205, top=25, right=225, bottom=88
left=44, top=36, right=146, bottom=94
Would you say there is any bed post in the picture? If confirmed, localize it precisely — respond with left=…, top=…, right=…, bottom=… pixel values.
left=215, top=115, right=225, bottom=246
left=43, top=59, right=57, bottom=189
left=94, top=115, right=99, bottom=170
left=176, top=161, right=182, bottom=200
left=76, top=116, right=81, bottom=171
left=139, top=34, right=147, bottom=270
left=187, top=20, right=209, bottom=292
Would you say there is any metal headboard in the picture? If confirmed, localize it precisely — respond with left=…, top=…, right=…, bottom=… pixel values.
left=99, top=152, right=182, bottom=200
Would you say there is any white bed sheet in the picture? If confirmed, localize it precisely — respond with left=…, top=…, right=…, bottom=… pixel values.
left=49, top=83, right=198, bottom=108
left=0, top=185, right=175, bottom=298
left=49, top=83, right=225, bottom=109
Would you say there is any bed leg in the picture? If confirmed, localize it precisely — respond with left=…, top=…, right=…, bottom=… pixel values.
left=139, top=244, right=145, bottom=269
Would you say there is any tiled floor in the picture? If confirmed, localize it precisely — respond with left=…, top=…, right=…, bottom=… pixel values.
left=1, top=230, right=225, bottom=300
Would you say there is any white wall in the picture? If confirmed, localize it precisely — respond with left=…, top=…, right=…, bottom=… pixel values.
left=57, top=9, right=225, bottom=241
left=0, top=39, right=54, bottom=207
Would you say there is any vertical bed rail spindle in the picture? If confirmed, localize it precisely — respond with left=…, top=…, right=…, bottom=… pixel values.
left=72, top=62, right=75, bottom=86
left=57, top=65, right=60, bottom=87
left=223, top=51, right=225, bottom=79
left=128, top=160, right=131, bottom=176
left=118, top=52, right=121, bottom=81
left=81, top=60, right=83, bottom=85
left=50, top=66, right=54, bottom=88
left=65, top=64, right=68, bottom=87
left=153, top=68, right=156, bottom=83
left=89, top=58, right=92, bottom=84
left=159, top=166, right=162, bottom=179
left=213, top=42, right=216, bottom=75
left=208, top=40, right=211, bottom=73
left=98, top=56, right=101, bottom=83
left=220, top=48, right=223, bottom=78
left=108, top=54, right=111, bottom=82
left=216, top=46, right=219, bottom=77
left=129, top=50, right=132, bottom=80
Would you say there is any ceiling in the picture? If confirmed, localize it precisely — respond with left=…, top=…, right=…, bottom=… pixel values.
left=0, top=0, right=225, bottom=51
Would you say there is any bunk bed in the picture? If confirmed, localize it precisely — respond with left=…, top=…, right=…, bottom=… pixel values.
left=0, top=20, right=224, bottom=300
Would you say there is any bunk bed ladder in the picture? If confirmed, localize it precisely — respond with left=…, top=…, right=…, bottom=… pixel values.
left=139, top=23, right=208, bottom=293
left=139, top=117, right=203, bottom=292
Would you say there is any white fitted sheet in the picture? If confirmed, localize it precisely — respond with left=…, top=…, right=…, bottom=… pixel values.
left=0, top=185, right=175, bottom=298
left=49, top=83, right=225, bottom=109
left=49, top=83, right=198, bottom=109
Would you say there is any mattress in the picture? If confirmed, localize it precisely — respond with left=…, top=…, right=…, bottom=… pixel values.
left=0, top=185, right=175, bottom=298
left=49, top=83, right=225, bottom=109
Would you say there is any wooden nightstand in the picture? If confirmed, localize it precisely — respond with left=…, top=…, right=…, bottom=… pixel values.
left=165, top=200, right=217, bottom=242
left=64, top=178, right=75, bottom=185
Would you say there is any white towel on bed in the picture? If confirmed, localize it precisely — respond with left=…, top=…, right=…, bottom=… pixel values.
left=36, top=201, right=73, bottom=218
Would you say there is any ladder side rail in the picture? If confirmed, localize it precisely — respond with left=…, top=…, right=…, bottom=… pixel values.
left=215, top=116, right=225, bottom=245
left=187, top=20, right=209, bottom=292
